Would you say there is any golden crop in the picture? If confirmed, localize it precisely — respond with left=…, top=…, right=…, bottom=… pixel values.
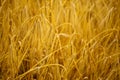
left=0, top=0, right=120, bottom=80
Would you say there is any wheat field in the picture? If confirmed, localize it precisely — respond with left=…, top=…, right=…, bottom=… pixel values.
left=0, top=0, right=120, bottom=80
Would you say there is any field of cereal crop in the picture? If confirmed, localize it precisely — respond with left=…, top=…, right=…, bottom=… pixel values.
left=0, top=0, right=120, bottom=80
